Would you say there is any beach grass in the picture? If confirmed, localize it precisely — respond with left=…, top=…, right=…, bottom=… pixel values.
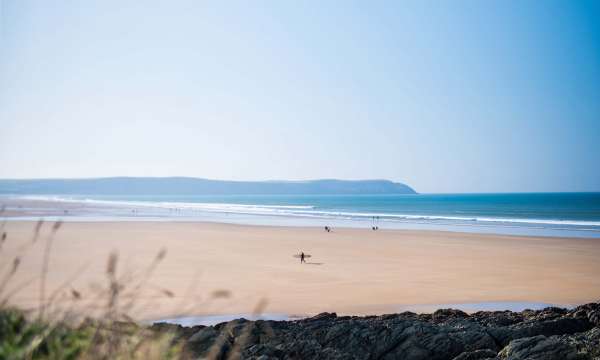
left=0, top=219, right=189, bottom=359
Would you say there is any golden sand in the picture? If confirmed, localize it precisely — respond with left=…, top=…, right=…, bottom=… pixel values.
left=2, top=221, right=599, bottom=321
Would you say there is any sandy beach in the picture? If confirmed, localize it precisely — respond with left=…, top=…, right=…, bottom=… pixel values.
left=1, top=220, right=600, bottom=321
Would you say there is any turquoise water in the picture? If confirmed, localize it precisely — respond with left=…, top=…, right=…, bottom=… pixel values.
left=9, top=192, right=600, bottom=237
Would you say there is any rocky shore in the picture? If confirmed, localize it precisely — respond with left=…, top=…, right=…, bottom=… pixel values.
left=152, top=302, right=600, bottom=359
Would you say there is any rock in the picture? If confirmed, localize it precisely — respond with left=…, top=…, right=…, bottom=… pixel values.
left=150, top=321, right=184, bottom=333
left=150, top=322, right=205, bottom=341
left=307, top=312, right=338, bottom=322
left=188, top=326, right=218, bottom=344
left=471, top=311, right=524, bottom=327
left=557, top=326, right=600, bottom=359
left=432, top=308, right=470, bottom=322
left=505, top=317, right=591, bottom=344
left=497, top=335, right=582, bottom=360
left=486, top=312, right=593, bottom=348
left=154, top=302, right=600, bottom=359
left=452, top=349, right=498, bottom=360
left=569, top=302, right=600, bottom=327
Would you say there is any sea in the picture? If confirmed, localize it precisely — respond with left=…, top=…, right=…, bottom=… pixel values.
left=4, top=192, right=600, bottom=238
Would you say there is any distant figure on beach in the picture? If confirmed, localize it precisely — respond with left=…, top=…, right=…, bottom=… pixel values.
left=372, top=216, right=379, bottom=230
left=293, top=252, right=311, bottom=263
left=324, top=226, right=331, bottom=232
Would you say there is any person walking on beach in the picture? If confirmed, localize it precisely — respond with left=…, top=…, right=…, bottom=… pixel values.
left=300, top=251, right=306, bottom=264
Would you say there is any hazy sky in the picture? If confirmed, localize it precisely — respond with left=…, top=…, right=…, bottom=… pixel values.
left=1, top=1, right=599, bottom=193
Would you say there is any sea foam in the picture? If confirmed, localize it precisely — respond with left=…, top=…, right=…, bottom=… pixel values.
left=15, top=195, right=600, bottom=228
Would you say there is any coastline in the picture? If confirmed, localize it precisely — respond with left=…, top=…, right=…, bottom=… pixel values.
left=2, top=195, right=600, bottom=238
left=2, top=220, right=599, bottom=322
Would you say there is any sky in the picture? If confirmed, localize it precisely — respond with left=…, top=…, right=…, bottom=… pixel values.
left=1, top=1, right=599, bottom=193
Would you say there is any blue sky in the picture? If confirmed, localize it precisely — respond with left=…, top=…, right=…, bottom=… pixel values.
left=1, top=0, right=599, bottom=193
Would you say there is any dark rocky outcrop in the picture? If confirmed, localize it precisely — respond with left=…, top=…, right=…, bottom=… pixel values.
left=151, top=302, right=600, bottom=359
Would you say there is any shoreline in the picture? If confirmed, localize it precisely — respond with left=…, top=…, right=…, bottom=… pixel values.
left=2, top=196, right=600, bottom=239
left=4, top=218, right=600, bottom=241
left=2, top=220, right=599, bottom=321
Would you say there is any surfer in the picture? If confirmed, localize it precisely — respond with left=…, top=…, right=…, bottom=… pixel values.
left=300, top=251, right=306, bottom=264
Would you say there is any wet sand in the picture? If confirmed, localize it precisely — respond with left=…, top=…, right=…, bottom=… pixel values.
left=1, top=221, right=599, bottom=321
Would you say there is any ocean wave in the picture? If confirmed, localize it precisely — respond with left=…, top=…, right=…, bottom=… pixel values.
left=16, top=195, right=600, bottom=228
left=17, top=196, right=316, bottom=211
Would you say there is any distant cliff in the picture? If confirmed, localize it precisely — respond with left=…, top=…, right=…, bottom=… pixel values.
left=0, top=177, right=417, bottom=195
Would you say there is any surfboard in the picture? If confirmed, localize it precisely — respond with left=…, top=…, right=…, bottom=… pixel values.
left=293, top=254, right=312, bottom=258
